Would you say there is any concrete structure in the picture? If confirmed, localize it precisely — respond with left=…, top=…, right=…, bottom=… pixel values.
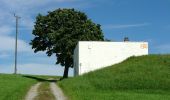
left=73, top=41, right=148, bottom=76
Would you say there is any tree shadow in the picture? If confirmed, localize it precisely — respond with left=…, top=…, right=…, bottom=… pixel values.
left=22, top=75, right=58, bottom=82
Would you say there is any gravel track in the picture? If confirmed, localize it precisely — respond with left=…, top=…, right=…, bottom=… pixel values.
left=50, top=82, right=68, bottom=100
left=25, top=82, right=41, bottom=100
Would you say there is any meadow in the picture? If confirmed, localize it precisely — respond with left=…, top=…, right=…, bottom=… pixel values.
left=1, top=55, right=170, bottom=100
left=59, top=55, right=170, bottom=100
left=0, top=74, right=36, bottom=100
left=0, top=74, right=59, bottom=100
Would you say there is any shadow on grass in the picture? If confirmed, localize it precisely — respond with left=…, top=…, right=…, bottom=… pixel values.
left=22, top=75, right=58, bottom=82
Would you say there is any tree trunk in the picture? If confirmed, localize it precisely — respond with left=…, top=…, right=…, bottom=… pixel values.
left=63, top=66, right=69, bottom=78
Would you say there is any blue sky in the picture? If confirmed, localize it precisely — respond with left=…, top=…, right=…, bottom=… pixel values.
left=0, top=0, right=170, bottom=76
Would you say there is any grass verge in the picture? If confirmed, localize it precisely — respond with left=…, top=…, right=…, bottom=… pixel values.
left=0, top=74, right=36, bottom=100
left=0, top=74, right=59, bottom=100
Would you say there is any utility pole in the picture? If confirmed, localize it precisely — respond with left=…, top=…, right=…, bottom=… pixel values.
left=14, top=14, right=21, bottom=74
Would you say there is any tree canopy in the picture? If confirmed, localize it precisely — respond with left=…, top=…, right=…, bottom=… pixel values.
left=30, top=8, right=104, bottom=78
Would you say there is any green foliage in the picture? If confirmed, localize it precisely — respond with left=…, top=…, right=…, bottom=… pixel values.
left=59, top=55, right=170, bottom=100
left=30, top=8, right=104, bottom=77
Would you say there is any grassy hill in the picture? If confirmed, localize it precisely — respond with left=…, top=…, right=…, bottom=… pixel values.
left=59, top=55, right=170, bottom=100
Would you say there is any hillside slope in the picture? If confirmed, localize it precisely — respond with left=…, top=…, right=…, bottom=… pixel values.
left=59, top=55, right=170, bottom=100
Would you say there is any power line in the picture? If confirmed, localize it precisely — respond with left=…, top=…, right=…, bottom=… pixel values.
left=14, top=13, right=21, bottom=74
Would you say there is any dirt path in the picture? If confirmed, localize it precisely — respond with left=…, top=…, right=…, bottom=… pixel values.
left=25, top=78, right=67, bottom=100
left=34, top=82, right=55, bottom=100
left=25, top=82, right=41, bottom=100
left=50, top=82, right=68, bottom=100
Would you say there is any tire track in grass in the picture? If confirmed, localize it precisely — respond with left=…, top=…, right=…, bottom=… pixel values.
left=25, top=82, right=41, bottom=100
left=25, top=78, right=68, bottom=100
left=34, top=82, right=55, bottom=100
left=50, top=82, right=68, bottom=100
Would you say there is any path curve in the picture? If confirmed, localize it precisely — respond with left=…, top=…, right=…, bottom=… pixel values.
left=25, top=82, right=41, bottom=100
left=50, top=82, right=68, bottom=100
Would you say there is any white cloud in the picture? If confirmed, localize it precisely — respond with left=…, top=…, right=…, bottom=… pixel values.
left=2, top=0, right=77, bottom=11
left=19, top=15, right=34, bottom=29
left=0, top=26, right=14, bottom=35
left=103, top=23, right=150, bottom=29
left=0, top=63, right=73, bottom=76
left=0, top=35, right=31, bottom=52
left=18, top=63, right=73, bottom=76
left=0, top=10, right=14, bottom=23
left=0, top=52, right=10, bottom=58
left=0, top=0, right=91, bottom=32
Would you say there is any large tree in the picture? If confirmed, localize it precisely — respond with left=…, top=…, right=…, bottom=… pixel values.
left=30, top=8, right=104, bottom=78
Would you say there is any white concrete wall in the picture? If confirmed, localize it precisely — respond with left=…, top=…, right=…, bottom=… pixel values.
left=74, top=41, right=148, bottom=76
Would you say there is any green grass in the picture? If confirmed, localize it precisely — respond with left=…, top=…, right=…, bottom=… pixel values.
left=59, top=55, right=170, bottom=100
left=0, top=74, right=59, bottom=100
left=0, top=74, right=37, bottom=100
left=35, top=82, right=55, bottom=100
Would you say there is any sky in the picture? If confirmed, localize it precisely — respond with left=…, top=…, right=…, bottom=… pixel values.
left=0, top=0, right=170, bottom=76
